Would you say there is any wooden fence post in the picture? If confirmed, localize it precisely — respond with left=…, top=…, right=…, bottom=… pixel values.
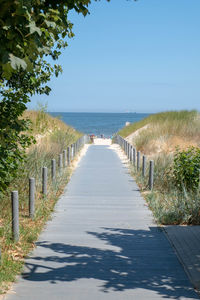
left=29, top=178, right=35, bottom=219
left=59, top=153, right=63, bottom=171
left=142, top=155, right=146, bottom=177
left=42, top=167, right=47, bottom=195
left=149, top=160, right=154, bottom=190
left=130, top=146, right=133, bottom=162
left=133, top=148, right=136, bottom=166
left=67, top=146, right=71, bottom=166
left=63, top=150, right=67, bottom=167
left=137, top=151, right=140, bottom=171
left=51, top=159, right=56, bottom=181
left=11, top=191, right=19, bottom=242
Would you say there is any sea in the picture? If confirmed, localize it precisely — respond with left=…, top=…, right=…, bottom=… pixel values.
left=49, top=112, right=149, bottom=138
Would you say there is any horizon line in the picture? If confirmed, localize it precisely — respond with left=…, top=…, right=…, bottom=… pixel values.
left=47, top=111, right=150, bottom=114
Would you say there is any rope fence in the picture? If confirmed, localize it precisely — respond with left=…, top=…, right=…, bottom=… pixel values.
left=10, top=135, right=89, bottom=242
left=115, top=135, right=154, bottom=191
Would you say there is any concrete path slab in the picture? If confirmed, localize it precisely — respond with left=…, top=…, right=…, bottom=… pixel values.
left=5, top=144, right=199, bottom=300
left=164, top=225, right=200, bottom=291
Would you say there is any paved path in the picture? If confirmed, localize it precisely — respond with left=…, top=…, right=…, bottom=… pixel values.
left=164, top=225, right=200, bottom=291
left=6, top=144, right=199, bottom=300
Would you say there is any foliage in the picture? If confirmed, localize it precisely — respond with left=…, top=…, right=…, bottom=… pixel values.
left=0, top=0, right=108, bottom=192
left=0, top=0, right=115, bottom=86
left=0, top=0, right=89, bottom=80
left=173, top=147, right=200, bottom=192
left=0, top=90, right=34, bottom=192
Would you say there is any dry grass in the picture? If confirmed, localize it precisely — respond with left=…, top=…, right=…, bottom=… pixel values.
left=23, top=109, right=72, bottom=132
left=119, top=110, right=200, bottom=155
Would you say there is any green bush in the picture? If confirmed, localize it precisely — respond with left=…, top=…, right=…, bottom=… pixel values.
left=173, top=147, right=200, bottom=191
left=0, top=91, right=34, bottom=192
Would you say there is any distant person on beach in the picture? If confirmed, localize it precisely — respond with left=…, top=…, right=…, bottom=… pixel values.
left=90, top=134, right=95, bottom=143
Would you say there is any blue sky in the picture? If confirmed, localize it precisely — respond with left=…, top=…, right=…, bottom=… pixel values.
left=29, top=0, right=200, bottom=113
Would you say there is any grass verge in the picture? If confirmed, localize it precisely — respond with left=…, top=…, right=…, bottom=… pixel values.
left=118, top=110, right=200, bottom=225
left=129, top=153, right=200, bottom=225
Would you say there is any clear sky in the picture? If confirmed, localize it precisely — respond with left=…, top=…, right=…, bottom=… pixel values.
left=29, top=0, right=200, bottom=113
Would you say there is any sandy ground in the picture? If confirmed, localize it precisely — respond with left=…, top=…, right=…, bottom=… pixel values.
left=93, top=138, right=112, bottom=145
left=110, top=143, right=129, bottom=167
left=71, top=143, right=90, bottom=169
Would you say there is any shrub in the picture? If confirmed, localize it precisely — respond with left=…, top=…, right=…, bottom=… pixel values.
left=0, top=91, right=34, bottom=192
left=173, top=147, right=200, bottom=191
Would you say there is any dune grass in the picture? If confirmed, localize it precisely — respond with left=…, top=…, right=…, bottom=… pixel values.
left=119, top=110, right=199, bottom=138
left=0, top=110, right=82, bottom=294
left=120, top=110, right=200, bottom=225
left=23, top=109, right=81, bottom=137
left=119, top=110, right=200, bottom=154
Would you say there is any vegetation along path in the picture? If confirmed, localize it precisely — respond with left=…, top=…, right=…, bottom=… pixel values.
left=5, top=141, right=199, bottom=300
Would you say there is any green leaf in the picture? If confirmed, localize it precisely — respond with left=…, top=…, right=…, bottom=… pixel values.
left=44, top=20, right=57, bottom=28
left=2, top=63, right=13, bottom=79
left=27, top=21, right=42, bottom=36
left=3, top=25, right=9, bottom=30
left=24, top=57, right=33, bottom=72
left=9, top=53, right=27, bottom=70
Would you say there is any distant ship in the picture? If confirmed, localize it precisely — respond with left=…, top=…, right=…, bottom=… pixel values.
left=124, top=110, right=137, bottom=114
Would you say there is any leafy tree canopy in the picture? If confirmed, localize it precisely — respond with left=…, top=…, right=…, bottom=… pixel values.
left=0, top=0, right=112, bottom=192
left=0, top=0, right=104, bottom=80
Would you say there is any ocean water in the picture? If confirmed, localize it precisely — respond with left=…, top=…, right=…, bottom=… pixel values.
left=49, top=112, right=149, bottom=137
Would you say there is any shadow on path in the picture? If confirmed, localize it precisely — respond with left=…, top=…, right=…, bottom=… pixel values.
left=22, top=227, right=199, bottom=299
left=23, top=227, right=199, bottom=299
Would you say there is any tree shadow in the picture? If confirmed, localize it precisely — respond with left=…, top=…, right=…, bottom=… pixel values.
left=22, top=227, right=199, bottom=299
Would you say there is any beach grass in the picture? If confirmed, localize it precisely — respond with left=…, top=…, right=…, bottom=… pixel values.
left=118, top=110, right=200, bottom=154
left=120, top=110, right=200, bottom=225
